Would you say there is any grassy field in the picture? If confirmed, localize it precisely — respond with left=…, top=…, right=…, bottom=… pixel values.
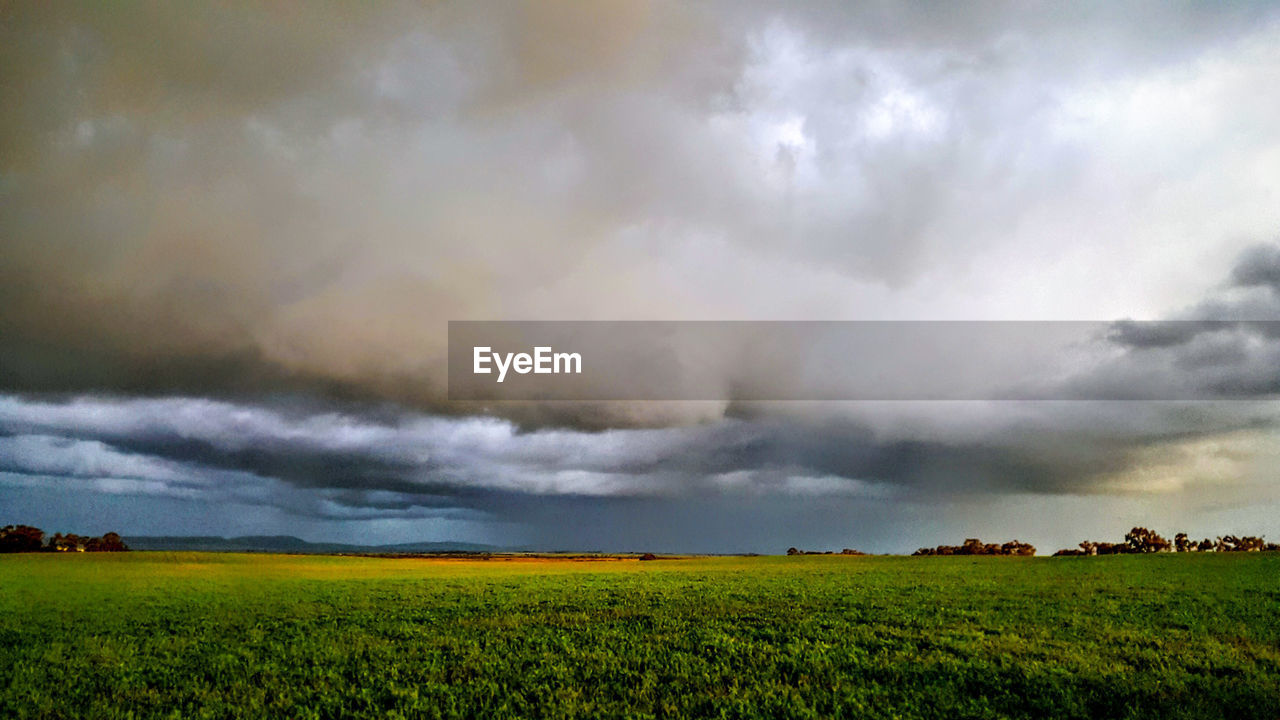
left=1, top=552, right=1277, bottom=719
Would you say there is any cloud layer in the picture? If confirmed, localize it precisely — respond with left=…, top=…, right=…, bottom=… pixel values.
left=5, top=2, right=1280, bottom=418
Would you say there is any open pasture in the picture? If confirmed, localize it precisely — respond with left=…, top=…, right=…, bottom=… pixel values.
left=1, top=552, right=1278, bottom=719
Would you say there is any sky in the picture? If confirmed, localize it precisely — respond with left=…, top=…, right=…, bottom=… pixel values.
left=3, top=1, right=1280, bottom=553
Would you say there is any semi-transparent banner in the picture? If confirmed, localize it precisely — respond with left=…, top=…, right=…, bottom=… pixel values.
left=448, top=321, right=1280, bottom=401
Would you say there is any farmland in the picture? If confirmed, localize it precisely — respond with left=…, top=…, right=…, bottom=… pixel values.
left=1, top=552, right=1278, bottom=719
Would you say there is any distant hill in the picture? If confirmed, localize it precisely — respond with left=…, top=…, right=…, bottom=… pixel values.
left=123, top=535, right=511, bottom=554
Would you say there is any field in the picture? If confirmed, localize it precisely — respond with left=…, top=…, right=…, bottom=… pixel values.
left=1, top=553, right=1278, bottom=719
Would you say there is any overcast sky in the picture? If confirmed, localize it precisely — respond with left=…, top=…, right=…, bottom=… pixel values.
left=3, top=2, right=1280, bottom=553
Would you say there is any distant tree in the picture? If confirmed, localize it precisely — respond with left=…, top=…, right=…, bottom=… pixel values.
left=1094, top=541, right=1127, bottom=555
left=0, top=525, right=45, bottom=553
left=786, top=547, right=801, bottom=556
left=1236, top=536, right=1265, bottom=552
left=48, top=532, right=81, bottom=552
left=915, top=539, right=1033, bottom=556
left=1000, top=540, right=1036, bottom=556
left=1057, top=528, right=1276, bottom=558
left=90, top=532, right=129, bottom=552
left=1213, top=535, right=1264, bottom=552
left=1125, top=527, right=1171, bottom=553
left=840, top=548, right=865, bottom=555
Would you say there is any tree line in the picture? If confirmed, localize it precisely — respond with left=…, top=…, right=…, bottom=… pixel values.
left=0, top=525, right=129, bottom=553
left=794, top=527, right=1276, bottom=557
left=912, top=538, right=1036, bottom=556
left=1052, top=527, right=1277, bottom=555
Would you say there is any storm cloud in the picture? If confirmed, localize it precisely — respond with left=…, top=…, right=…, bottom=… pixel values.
left=5, top=2, right=1280, bottom=411
left=3, top=385, right=1278, bottom=551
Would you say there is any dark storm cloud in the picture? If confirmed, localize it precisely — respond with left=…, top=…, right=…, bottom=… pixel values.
left=1075, top=244, right=1280, bottom=400
left=2, top=390, right=1273, bottom=512
left=4, top=2, right=1280, bottom=426
left=5, top=251, right=1280, bottom=522
left=1087, top=323, right=1280, bottom=398
left=1229, top=243, right=1280, bottom=292
left=1105, top=320, right=1230, bottom=349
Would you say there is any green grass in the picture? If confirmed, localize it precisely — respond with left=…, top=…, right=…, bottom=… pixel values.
left=1, top=552, right=1278, bottom=719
